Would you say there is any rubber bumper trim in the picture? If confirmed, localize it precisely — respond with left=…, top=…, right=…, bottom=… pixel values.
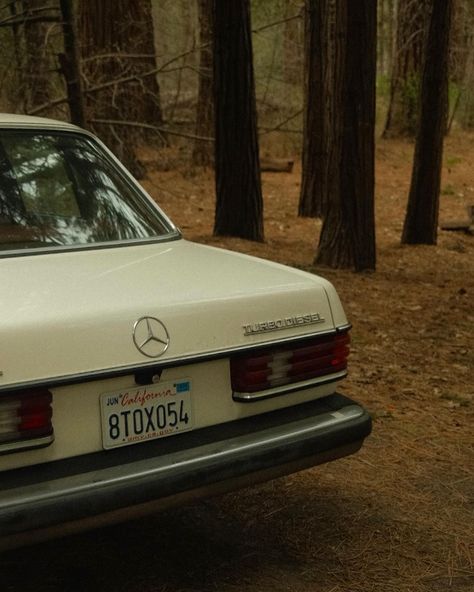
left=0, top=393, right=371, bottom=539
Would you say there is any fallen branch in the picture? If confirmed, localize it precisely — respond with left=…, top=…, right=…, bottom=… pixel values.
left=260, top=157, right=294, bottom=173
left=89, top=119, right=214, bottom=143
left=0, top=14, right=59, bottom=27
left=440, top=205, right=474, bottom=233
left=260, top=127, right=302, bottom=134
left=82, top=53, right=157, bottom=63
left=252, top=12, right=302, bottom=35
left=29, top=12, right=304, bottom=116
left=0, top=4, right=59, bottom=27
left=260, top=109, right=303, bottom=135
left=27, top=96, right=69, bottom=115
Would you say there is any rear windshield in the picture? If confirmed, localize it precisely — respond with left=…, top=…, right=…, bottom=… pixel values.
left=0, top=130, right=175, bottom=253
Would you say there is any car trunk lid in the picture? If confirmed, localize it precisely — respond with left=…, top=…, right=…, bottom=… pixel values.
left=0, top=240, right=341, bottom=388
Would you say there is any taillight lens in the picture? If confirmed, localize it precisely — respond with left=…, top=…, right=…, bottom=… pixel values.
left=0, top=388, right=53, bottom=451
left=231, top=330, right=350, bottom=393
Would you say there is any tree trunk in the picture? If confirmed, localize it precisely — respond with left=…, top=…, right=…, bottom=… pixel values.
left=383, top=0, right=429, bottom=138
left=192, top=0, right=214, bottom=167
left=316, top=0, right=377, bottom=271
left=213, top=0, right=264, bottom=242
left=298, top=0, right=333, bottom=218
left=378, top=0, right=386, bottom=75
left=378, top=0, right=396, bottom=77
left=59, top=0, right=85, bottom=127
left=79, top=0, right=164, bottom=177
left=402, top=0, right=453, bottom=245
left=283, top=0, right=304, bottom=86
left=456, top=1, right=474, bottom=129
left=386, top=0, right=396, bottom=79
left=459, top=39, right=474, bottom=128
left=20, top=0, right=56, bottom=113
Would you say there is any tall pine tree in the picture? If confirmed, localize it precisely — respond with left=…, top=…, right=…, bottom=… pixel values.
left=316, top=1, right=377, bottom=271
left=402, top=0, right=453, bottom=244
left=213, top=0, right=264, bottom=241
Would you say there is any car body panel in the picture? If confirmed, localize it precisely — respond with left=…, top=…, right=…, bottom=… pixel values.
left=0, top=240, right=343, bottom=388
left=0, top=394, right=371, bottom=551
left=1, top=358, right=348, bottom=472
left=0, top=113, right=80, bottom=130
left=0, top=115, right=370, bottom=548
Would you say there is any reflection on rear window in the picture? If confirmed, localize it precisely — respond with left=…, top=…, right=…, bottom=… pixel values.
left=0, top=131, right=173, bottom=252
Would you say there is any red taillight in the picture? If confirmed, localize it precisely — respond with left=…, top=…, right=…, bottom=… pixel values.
left=0, top=388, right=53, bottom=451
left=231, top=330, right=350, bottom=394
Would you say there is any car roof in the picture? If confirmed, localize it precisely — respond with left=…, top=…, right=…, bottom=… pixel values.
left=0, top=113, right=81, bottom=131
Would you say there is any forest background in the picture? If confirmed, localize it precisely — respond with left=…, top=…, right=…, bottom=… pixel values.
left=0, top=0, right=473, bottom=260
left=0, top=2, right=473, bottom=592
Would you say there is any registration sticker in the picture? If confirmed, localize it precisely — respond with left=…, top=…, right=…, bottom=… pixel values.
left=100, top=379, right=193, bottom=449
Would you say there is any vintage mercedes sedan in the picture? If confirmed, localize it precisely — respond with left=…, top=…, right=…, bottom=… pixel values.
left=0, top=114, right=371, bottom=549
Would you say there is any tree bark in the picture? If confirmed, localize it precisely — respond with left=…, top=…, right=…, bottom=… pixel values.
left=378, top=0, right=386, bottom=76
left=192, top=0, right=214, bottom=167
left=23, top=1, right=50, bottom=110
left=383, top=0, right=430, bottom=138
left=59, top=0, right=85, bottom=127
left=315, top=0, right=377, bottom=271
left=456, top=1, right=474, bottom=129
left=283, top=0, right=304, bottom=86
left=79, top=0, right=164, bottom=177
left=459, top=39, right=474, bottom=128
left=13, top=0, right=57, bottom=113
left=213, top=0, right=264, bottom=242
left=402, top=0, right=453, bottom=245
left=298, top=0, right=333, bottom=218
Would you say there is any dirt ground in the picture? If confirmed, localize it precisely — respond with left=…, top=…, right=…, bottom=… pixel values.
left=2, top=133, right=473, bottom=592
left=143, top=132, right=474, bottom=591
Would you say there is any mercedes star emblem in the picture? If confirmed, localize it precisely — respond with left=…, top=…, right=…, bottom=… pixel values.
left=133, top=316, right=170, bottom=358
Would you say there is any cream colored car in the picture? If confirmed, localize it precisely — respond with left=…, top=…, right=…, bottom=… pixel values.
left=0, top=115, right=371, bottom=549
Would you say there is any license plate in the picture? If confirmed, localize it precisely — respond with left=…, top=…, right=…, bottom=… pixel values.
left=100, top=379, right=193, bottom=449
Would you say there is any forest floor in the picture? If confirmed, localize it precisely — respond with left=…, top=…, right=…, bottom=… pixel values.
left=143, top=131, right=474, bottom=592
left=2, top=133, right=473, bottom=592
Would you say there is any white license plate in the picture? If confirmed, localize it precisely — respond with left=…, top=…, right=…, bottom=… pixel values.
left=100, top=379, right=193, bottom=449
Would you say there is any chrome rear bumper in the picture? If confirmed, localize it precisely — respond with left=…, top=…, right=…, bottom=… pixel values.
left=0, top=393, right=371, bottom=550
